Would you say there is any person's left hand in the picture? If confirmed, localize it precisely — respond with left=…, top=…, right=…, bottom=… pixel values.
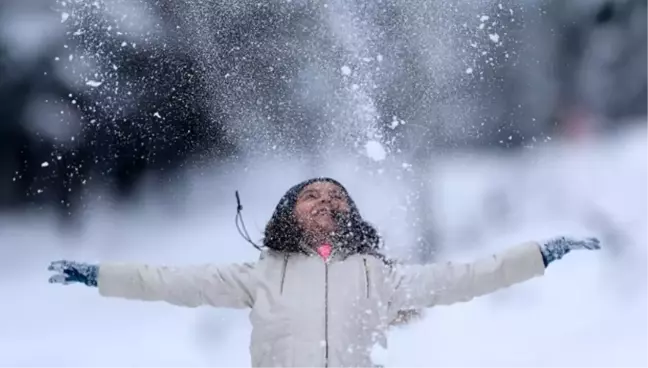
left=540, top=236, right=601, bottom=267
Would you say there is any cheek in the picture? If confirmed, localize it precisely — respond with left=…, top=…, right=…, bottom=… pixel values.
left=337, top=201, right=351, bottom=212
left=293, top=205, right=310, bottom=224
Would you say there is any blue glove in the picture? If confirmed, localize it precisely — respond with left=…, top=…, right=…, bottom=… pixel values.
left=540, top=236, right=601, bottom=267
left=48, top=260, right=99, bottom=287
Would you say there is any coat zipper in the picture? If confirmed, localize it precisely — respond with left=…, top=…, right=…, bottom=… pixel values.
left=324, top=261, right=329, bottom=367
left=279, top=255, right=288, bottom=294
left=323, top=247, right=338, bottom=368
left=362, top=258, right=371, bottom=298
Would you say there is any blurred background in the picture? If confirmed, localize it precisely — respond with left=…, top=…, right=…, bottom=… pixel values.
left=0, top=0, right=646, bottom=366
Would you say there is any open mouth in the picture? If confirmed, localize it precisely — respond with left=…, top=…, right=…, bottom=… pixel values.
left=312, top=207, right=332, bottom=216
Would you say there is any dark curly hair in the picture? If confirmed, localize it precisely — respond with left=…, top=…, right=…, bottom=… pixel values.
left=262, top=177, right=422, bottom=325
left=263, top=177, right=388, bottom=261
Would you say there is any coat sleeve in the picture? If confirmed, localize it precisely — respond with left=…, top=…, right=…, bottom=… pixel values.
left=390, top=241, right=545, bottom=310
left=97, top=262, right=256, bottom=308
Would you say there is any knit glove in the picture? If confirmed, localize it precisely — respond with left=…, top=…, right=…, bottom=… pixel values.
left=540, top=236, right=601, bottom=267
left=48, top=260, right=99, bottom=287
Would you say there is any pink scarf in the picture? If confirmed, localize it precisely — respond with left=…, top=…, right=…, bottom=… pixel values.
left=316, top=243, right=332, bottom=260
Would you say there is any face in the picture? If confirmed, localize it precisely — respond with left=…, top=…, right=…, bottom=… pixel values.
left=293, top=181, right=350, bottom=241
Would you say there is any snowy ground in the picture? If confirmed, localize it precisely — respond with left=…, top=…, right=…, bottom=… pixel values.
left=0, top=124, right=645, bottom=367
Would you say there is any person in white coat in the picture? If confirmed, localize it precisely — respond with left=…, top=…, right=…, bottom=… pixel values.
left=48, top=177, right=600, bottom=367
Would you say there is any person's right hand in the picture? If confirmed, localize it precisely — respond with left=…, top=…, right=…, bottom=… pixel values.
left=48, top=260, right=99, bottom=287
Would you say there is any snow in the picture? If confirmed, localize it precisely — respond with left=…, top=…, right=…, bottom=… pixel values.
left=364, top=140, right=387, bottom=161
left=388, top=116, right=404, bottom=130
left=0, top=3, right=642, bottom=365
left=85, top=80, right=103, bottom=87
left=0, top=126, right=645, bottom=366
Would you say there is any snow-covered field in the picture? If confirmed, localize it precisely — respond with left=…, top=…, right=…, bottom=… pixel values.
left=0, top=124, right=645, bottom=367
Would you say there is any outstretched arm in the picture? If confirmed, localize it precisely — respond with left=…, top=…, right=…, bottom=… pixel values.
left=48, top=260, right=256, bottom=309
left=390, top=237, right=600, bottom=310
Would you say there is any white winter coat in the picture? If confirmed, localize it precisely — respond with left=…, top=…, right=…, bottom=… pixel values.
left=98, top=241, right=545, bottom=367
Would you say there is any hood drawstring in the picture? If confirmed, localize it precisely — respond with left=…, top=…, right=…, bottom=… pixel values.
left=235, top=190, right=263, bottom=251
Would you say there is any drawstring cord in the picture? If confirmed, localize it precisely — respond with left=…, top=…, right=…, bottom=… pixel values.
left=235, top=190, right=263, bottom=251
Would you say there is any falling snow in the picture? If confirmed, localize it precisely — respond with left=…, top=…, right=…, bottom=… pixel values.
left=85, top=80, right=103, bottom=87
left=389, top=116, right=404, bottom=130
left=0, top=0, right=645, bottom=366
left=365, top=140, right=387, bottom=162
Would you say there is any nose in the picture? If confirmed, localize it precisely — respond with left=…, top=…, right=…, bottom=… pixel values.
left=318, top=192, right=334, bottom=204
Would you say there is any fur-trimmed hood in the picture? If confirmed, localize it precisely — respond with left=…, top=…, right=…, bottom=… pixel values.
left=262, top=177, right=384, bottom=259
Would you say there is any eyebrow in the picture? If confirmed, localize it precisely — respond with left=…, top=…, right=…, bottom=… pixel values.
left=299, top=189, right=317, bottom=197
left=298, top=188, right=344, bottom=198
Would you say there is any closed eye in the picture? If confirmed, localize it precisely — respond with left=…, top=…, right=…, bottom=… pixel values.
left=302, top=191, right=317, bottom=200
left=330, top=191, right=345, bottom=200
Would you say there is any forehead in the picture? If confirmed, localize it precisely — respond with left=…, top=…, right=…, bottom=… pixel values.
left=299, top=181, right=345, bottom=196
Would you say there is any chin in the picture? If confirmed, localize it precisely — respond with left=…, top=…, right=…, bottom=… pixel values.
left=313, top=219, right=334, bottom=231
